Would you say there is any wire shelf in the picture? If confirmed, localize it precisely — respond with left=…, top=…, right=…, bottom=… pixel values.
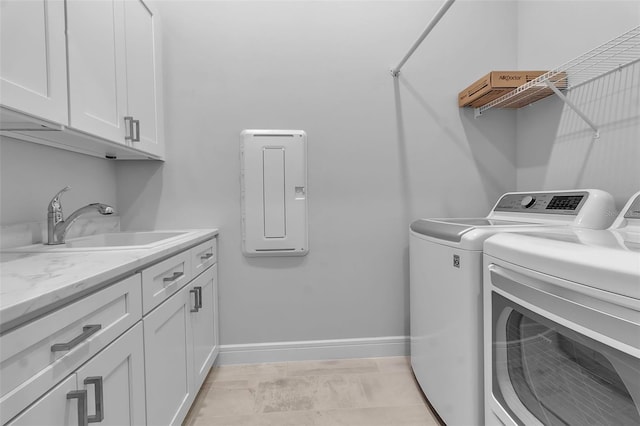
left=476, top=25, right=640, bottom=116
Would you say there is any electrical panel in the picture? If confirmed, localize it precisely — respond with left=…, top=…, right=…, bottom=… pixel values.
left=240, top=130, right=308, bottom=256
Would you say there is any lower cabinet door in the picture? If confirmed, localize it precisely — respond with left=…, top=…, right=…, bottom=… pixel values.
left=191, top=264, right=218, bottom=390
left=6, top=374, right=79, bottom=426
left=75, top=323, right=146, bottom=426
left=144, top=285, right=194, bottom=426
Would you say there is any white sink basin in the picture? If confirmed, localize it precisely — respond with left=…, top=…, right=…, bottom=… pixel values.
left=65, top=232, right=188, bottom=248
left=5, top=231, right=189, bottom=252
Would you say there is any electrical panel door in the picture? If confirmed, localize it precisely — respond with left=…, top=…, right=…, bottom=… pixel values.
left=240, top=130, right=308, bottom=256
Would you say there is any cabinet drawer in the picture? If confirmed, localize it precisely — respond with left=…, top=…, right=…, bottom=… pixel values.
left=191, top=238, right=217, bottom=278
left=0, top=274, right=142, bottom=425
left=142, top=250, right=191, bottom=314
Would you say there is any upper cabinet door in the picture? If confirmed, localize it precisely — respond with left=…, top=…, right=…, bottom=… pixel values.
left=0, top=0, right=68, bottom=124
left=124, top=0, right=164, bottom=158
left=66, top=0, right=128, bottom=143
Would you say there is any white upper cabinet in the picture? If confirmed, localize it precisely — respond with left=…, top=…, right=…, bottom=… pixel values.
left=66, top=0, right=128, bottom=143
left=0, top=0, right=68, bottom=126
left=66, top=0, right=164, bottom=158
left=0, top=0, right=164, bottom=160
left=124, top=0, right=164, bottom=156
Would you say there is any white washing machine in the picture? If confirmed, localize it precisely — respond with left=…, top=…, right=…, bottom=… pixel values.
left=409, top=189, right=616, bottom=426
left=483, top=191, right=640, bottom=426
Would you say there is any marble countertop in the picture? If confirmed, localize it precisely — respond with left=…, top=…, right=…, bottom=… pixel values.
left=0, top=229, right=218, bottom=333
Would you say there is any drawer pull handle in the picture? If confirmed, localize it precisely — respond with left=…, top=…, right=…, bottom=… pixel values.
left=195, top=286, right=203, bottom=309
left=67, top=389, right=88, bottom=426
left=51, top=324, right=102, bottom=352
left=84, top=377, right=104, bottom=423
left=200, top=253, right=214, bottom=261
left=163, top=271, right=184, bottom=283
left=190, top=288, right=199, bottom=312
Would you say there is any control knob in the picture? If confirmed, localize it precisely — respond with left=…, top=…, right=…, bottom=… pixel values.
left=521, top=195, right=536, bottom=208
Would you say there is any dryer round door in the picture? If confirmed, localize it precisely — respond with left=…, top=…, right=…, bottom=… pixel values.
left=491, top=292, right=640, bottom=426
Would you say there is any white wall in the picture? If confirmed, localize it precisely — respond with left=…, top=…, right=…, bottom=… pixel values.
left=116, top=0, right=518, bottom=346
left=516, top=0, right=640, bottom=208
left=0, top=136, right=118, bottom=225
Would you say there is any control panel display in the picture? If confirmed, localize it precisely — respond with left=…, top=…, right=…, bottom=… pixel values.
left=494, top=192, right=587, bottom=215
left=545, top=195, right=584, bottom=211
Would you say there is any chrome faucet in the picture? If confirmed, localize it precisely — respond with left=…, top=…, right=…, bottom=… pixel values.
left=47, top=186, right=115, bottom=245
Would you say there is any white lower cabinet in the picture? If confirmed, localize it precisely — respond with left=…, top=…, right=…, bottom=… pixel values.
left=0, top=274, right=142, bottom=425
left=6, top=323, right=145, bottom=426
left=1, top=236, right=218, bottom=426
left=143, top=255, right=219, bottom=426
left=191, top=264, right=219, bottom=391
left=143, top=284, right=195, bottom=426
left=76, top=323, right=146, bottom=426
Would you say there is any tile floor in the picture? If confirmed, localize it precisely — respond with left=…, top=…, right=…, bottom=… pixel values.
left=183, top=357, right=442, bottom=426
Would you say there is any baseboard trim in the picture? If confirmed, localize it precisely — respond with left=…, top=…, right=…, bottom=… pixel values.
left=217, top=335, right=409, bottom=365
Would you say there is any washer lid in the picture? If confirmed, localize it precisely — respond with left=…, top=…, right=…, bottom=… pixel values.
left=410, top=218, right=540, bottom=242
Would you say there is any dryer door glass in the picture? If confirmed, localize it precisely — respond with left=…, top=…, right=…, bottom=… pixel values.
left=492, top=292, right=640, bottom=426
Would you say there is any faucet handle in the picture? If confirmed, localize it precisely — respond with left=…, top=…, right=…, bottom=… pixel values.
left=48, top=186, right=71, bottom=214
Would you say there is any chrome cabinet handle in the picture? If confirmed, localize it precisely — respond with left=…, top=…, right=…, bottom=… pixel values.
left=124, top=116, right=134, bottom=142
left=67, top=389, right=89, bottom=426
left=132, top=119, right=140, bottom=142
left=84, top=377, right=104, bottom=423
left=200, top=253, right=214, bottom=261
left=163, top=272, right=184, bottom=283
left=51, top=324, right=102, bottom=352
left=195, top=286, right=203, bottom=309
left=190, top=288, right=199, bottom=312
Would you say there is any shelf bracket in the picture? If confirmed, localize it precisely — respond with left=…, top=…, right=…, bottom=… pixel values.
left=545, top=79, right=600, bottom=139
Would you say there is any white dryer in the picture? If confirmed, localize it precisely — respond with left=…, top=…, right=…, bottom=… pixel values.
left=483, top=191, right=640, bottom=426
left=409, top=189, right=616, bottom=426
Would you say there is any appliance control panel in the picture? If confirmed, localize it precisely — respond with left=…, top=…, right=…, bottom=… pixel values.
left=494, top=191, right=588, bottom=215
